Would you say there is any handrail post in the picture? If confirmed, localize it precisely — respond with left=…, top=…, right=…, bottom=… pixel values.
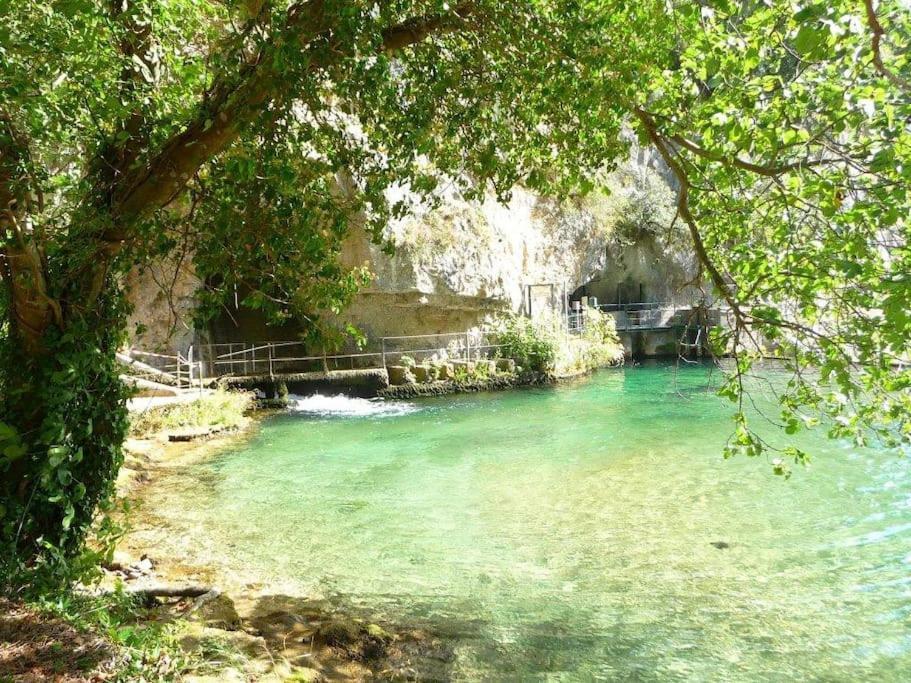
left=268, top=343, right=274, bottom=378
left=188, top=345, right=194, bottom=388
left=381, top=338, right=387, bottom=368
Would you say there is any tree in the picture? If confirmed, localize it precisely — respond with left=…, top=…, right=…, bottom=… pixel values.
left=615, top=0, right=911, bottom=473
left=1, top=0, right=909, bottom=585
left=0, top=0, right=659, bottom=584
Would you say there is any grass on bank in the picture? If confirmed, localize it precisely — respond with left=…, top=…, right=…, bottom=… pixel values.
left=2, top=589, right=188, bottom=682
left=129, top=388, right=254, bottom=438
left=2, top=586, right=252, bottom=682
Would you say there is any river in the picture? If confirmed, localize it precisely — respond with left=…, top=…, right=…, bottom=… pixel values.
left=140, top=362, right=911, bottom=680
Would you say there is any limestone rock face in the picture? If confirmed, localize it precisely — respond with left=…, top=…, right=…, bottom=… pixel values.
left=125, top=257, right=202, bottom=354
left=125, top=147, right=694, bottom=352
left=334, top=148, right=693, bottom=342
left=336, top=186, right=613, bottom=340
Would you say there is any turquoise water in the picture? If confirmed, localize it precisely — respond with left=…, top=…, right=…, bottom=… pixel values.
left=149, top=364, right=911, bottom=680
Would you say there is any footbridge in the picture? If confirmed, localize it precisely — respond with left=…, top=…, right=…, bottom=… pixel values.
left=569, top=302, right=724, bottom=357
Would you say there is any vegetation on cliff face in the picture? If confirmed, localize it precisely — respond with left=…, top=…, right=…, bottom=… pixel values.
left=1, top=0, right=909, bottom=586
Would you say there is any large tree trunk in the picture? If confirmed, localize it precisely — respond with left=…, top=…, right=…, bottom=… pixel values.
left=1, top=271, right=129, bottom=582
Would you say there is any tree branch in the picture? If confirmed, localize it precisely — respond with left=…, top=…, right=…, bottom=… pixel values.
left=635, top=108, right=837, bottom=177
left=382, top=1, right=475, bottom=52
left=633, top=108, right=742, bottom=317
left=863, top=0, right=911, bottom=94
left=111, top=1, right=476, bottom=227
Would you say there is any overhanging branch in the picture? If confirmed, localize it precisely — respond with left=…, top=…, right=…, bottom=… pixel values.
left=111, top=1, right=477, bottom=226
left=863, top=0, right=911, bottom=94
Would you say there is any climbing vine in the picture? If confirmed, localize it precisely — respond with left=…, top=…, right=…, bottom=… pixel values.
left=1, top=288, right=130, bottom=589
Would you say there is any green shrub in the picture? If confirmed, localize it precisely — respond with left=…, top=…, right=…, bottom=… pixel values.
left=494, top=315, right=558, bottom=373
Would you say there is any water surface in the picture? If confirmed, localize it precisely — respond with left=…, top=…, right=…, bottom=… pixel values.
left=148, top=363, right=911, bottom=680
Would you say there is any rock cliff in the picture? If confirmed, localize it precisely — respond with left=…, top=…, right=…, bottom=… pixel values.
left=334, top=150, right=696, bottom=341
left=126, top=149, right=697, bottom=351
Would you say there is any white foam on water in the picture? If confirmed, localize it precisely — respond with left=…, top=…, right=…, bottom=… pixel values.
left=288, top=393, right=419, bottom=418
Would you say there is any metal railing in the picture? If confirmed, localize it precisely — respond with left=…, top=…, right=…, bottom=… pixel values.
left=563, top=302, right=712, bottom=333
left=596, top=301, right=664, bottom=312
left=121, top=349, right=203, bottom=390
left=597, top=303, right=685, bottom=330
left=190, top=329, right=506, bottom=381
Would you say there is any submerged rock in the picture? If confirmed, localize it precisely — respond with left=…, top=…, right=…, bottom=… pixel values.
left=710, top=541, right=731, bottom=550
left=318, top=617, right=361, bottom=648
left=189, top=594, right=242, bottom=631
left=316, top=616, right=395, bottom=663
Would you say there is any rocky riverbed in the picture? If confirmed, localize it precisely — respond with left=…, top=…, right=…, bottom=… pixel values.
left=113, top=427, right=456, bottom=682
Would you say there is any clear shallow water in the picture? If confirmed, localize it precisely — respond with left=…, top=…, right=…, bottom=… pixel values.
left=150, top=363, right=911, bottom=680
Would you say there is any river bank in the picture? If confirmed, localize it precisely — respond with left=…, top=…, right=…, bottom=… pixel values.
left=108, top=416, right=457, bottom=682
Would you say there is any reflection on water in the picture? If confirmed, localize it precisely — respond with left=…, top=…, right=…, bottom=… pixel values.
left=146, top=363, right=911, bottom=680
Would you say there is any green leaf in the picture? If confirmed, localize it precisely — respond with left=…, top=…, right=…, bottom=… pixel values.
left=793, top=24, right=826, bottom=58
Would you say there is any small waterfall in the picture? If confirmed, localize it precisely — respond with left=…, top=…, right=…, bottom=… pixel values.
left=288, top=394, right=419, bottom=418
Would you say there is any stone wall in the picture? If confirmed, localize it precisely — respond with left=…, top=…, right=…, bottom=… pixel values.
left=125, top=257, right=202, bottom=354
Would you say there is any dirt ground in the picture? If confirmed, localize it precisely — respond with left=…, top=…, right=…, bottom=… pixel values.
left=0, top=599, right=118, bottom=683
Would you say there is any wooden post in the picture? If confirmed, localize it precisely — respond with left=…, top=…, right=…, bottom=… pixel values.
left=382, top=338, right=387, bottom=368
left=268, top=343, right=274, bottom=378
left=188, top=345, right=194, bottom=388
left=562, top=281, right=568, bottom=327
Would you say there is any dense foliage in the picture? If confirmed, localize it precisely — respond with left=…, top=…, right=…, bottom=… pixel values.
left=496, top=314, right=559, bottom=374
left=1, top=0, right=908, bottom=585
left=616, top=0, right=911, bottom=471
left=496, top=308, right=623, bottom=376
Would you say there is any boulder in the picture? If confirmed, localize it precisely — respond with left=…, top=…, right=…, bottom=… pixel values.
left=189, top=593, right=242, bottom=631
left=318, top=617, right=361, bottom=647
left=387, top=366, right=415, bottom=385
left=496, top=358, right=516, bottom=373
left=435, top=363, right=455, bottom=380
left=412, top=365, right=433, bottom=383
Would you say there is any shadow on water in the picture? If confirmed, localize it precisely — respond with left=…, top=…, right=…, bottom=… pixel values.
left=245, top=593, right=460, bottom=681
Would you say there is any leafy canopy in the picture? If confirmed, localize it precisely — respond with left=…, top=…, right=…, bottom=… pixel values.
left=1, top=0, right=910, bottom=585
